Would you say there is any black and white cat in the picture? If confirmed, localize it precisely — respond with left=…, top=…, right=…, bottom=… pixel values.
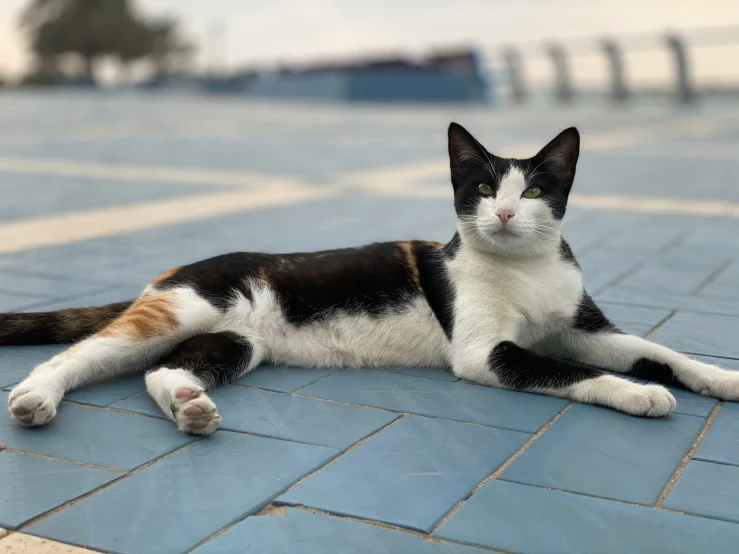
left=6, top=123, right=738, bottom=435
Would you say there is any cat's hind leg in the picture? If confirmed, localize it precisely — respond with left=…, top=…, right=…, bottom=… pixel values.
left=8, top=287, right=219, bottom=427
left=552, top=328, right=739, bottom=400
left=145, top=331, right=263, bottom=435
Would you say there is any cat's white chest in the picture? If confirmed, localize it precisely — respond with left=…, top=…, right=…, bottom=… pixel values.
left=448, top=249, right=583, bottom=345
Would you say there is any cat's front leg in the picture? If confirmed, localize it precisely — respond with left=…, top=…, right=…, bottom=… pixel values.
left=553, top=330, right=739, bottom=401
left=451, top=337, right=676, bottom=417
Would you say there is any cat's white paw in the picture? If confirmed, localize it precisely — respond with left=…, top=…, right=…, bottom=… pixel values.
left=170, top=386, right=220, bottom=435
left=696, top=369, right=739, bottom=401
left=8, top=382, right=60, bottom=426
left=618, top=384, right=676, bottom=417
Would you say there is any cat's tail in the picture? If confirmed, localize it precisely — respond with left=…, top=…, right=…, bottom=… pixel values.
left=0, top=301, right=134, bottom=345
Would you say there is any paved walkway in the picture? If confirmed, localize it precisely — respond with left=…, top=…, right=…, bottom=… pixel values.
left=1, top=92, right=739, bottom=553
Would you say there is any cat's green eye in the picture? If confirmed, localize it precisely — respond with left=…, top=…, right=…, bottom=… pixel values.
left=478, top=183, right=494, bottom=196
left=522, top=186, right=542, bottom=199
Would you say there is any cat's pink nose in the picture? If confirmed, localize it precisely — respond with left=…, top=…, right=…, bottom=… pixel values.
left=496, top=209, right=515, bottom=223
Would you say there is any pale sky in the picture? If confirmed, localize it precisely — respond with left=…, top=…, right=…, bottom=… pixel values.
left=1, top=0, right=738, bottom=84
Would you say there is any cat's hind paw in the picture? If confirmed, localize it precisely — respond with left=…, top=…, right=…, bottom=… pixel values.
left=170, top=387, right=221, bottom=435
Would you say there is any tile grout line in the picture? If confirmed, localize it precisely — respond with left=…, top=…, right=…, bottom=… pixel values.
left=658, top=214, right=728, bottom=258
left=3, top=447, right=124, bottom=473
left=482, top=476, right=729, bottom=516
left=692, top=259, right=732, bottom=295
left=428, top=402, right=574, bottom=535
left=289, top=392, right=407, bottom=414
left=61, top=387, right=550, bottom=448
left=689, top=457, right=739, bottom=469
left=60, top=400, right=165, bottom=418
left=591, top=297, right=739, bottom=319
left=653, top=401, right=723, bottom=508
left=17, top=439, right=202, bottom=532
left=114, top=385, right=151, bottom=405
left=276, top=415, right=404, bottom=499
left=187, top=416, right=405, bottom=553
left=591, top=261, right=645, bottom=297
left=492, top=478, right=659, bottom=508
left=290, top=391, right=548, bottom=433
left=224, top=368, right=344, bottom=395
left=655, top=225, right=703, bottom=257
left=576, top=232, right=617, bottom=256
left=215, top=426, right=348, bottom=449
left=643, top=310, right=678, bottom=340
left=287, top=369, right=344, bottom=395
left=277, top=505, right=511, bottom=553
left=192, top=503, right=510, bottom=554
left=680, top=351, right=739, bottom=363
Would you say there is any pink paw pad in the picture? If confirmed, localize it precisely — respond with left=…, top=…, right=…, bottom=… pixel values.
left=183, top=405, right=204, bottom=416
left=189, top=420, right=209, bottom=429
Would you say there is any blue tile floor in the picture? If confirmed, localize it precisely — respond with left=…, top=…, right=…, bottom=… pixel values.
left=2, top=94, right=739, bottom=552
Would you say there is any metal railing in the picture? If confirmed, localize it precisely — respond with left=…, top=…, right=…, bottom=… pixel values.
left=488, top=25, right=739, bottom=105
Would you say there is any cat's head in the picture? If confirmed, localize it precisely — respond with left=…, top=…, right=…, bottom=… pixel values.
left=448, top=123, right=579, bottom=258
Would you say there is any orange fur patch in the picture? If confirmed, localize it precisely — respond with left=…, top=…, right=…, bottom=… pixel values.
left=425, top=241, right=444, bottom=248
left=99, top=292, right=178, bottom=341
left=397, top=241, right=421, bottom=288
left=150, top=266, right=181, bottom=285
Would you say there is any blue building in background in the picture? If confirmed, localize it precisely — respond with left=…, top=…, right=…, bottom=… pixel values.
left=144, top=48, right=490, bottom=103
left=245, top=50, right=488, bottom=103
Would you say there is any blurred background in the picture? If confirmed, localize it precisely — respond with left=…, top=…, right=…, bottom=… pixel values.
left=0, top=0, right=739, bottom=103
left=0, top=0, right=738, bottom=103
left=0, top=0, right=737, bottom=312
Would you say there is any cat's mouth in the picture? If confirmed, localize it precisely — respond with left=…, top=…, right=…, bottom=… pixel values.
left=493, top=228, right=518, bottom=237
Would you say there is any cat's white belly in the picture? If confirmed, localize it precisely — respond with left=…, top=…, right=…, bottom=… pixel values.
left=220, top=286, right=450, bottom=369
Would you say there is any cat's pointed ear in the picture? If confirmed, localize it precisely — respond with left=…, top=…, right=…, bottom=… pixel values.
left=448, top=122, right=487, bottom=182
left=532, top=127, right=580, bottom=192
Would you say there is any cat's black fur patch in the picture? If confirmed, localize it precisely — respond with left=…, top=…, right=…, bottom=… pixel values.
left=156, top=253, right=264, bottom=310
left=442, top=232, right=463, bottom=256
left=157, top=242, right=434, bottom=326
left=629, top=358, right=682, bottom=387
left=490, top=341, right=602, bottom=389
left=559, top=238, right=580, bottom=268
left=414, top=240, right=456, bottom=339
left=523, top=159, right=570, bottom=220
left=156, top=332, right=253, bottom=389
left=573, top=292, right=619, bottom=333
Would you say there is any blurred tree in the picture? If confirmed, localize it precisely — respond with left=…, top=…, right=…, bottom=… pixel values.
left=19, top=67, right=56, bottom=86
left=146, top=17, right=194, bottom=77
left=20, top=0, right=194, bottom=83
left=115, top=14, right=153, bottom=80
